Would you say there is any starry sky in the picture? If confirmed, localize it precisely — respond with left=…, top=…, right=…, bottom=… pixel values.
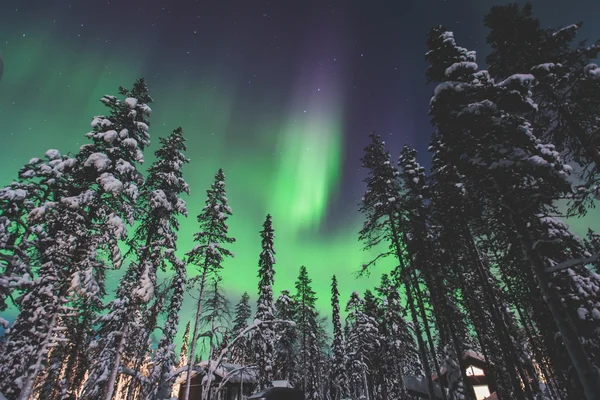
left=1, top=0, right=599, bottom=347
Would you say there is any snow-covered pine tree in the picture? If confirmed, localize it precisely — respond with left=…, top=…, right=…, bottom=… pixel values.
left=179, top=321, right=192, bottom=368
left=345, top=291, right=378, bottom=400
left=274, top=290, right=297, bottom=384
left=250, top=214, right=277, bottom=390
left=82, top=126, right=189, bottom=400
left=229, top=292, right=252, bottom=365
left=330, top=275, right=348, bottom=400
left=182, top=168, right=235, bottom=400
left=484, top=3, right=600, bottom=212
left=426, top=25, right=600, bottom=399
left=0, top=80, right=153, bottom=400
left=358, top=132, right=437, bottom=400
left=293, top=266, right=320, bottom=399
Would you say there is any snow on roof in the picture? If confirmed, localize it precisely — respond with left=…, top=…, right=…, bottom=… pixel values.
left=177, top=361, right=258, bottom=384
left=403, top=375, right=444, bottom=399
left=463, top=350, right=485, bottom=362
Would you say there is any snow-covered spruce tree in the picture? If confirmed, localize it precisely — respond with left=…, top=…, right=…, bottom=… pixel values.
left=0, top=80, right=153, bottom=400
left=274, top=290, right=297, bottom=384
left=429, top=137, right=549, bottom=399
left=358, top=132, right=436, bottom=400
left=82, top=127, right=189, bottom=400
left=229, top=291, right=252, bottom=365
left=397, top=145, right=450, bottom=400
left=293, top=265, right=320, bottom=398
left=426, top=25, right=600, bottom=398
left=149, top=253, right=187, bottom=400
left=375, top=272, right=420, bottom=399
left=0, top=150, right=78, bottom=313
left=484, top=3, right=600, bottom=211
left=182, top=168, right=235, bottom=400
left=250, top=214, right=277, bottom=390
left=330, top=275, right=348, bottom=400
left=179, top=321, right=192, bottom=368
left=199, top=275, right=231, bottom=400
left=345, top=291, right=378, bottom=400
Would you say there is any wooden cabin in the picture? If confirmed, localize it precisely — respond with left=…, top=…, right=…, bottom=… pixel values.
left=432, top=350, right=496, bottom=400
left=176, top=362, right=257, bottom=400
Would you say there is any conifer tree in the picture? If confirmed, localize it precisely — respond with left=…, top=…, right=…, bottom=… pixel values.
left=293, top=266, right=320, bottom=398
left=230, top=292, right=252, bottom=365
left=0, top=80, right=153, bottom=400
left=358, top=132, right=437, bottom=400
left=199, top=276, right=231, bottom=400
left=330, top=275, right=348, bottom=400
left=82, top=127, right=189, bottom=400
left=274, top=290, right=297, bottom=384
left=484, top=3, right=600, bottom=212
left=0, top=150, right=77, bottom=312
left=179, top=321, right=191, bottom=369
left=345, top=291, right=378, bottom=400
left=182, top=168, right=235, bottom=400
left=250, top=214, right=277, bottom=390
left=375, top=272, right=420, bottom=399
left=149, top=254, right=187, bottom=399
left=426, top=25, right=600, bottom=399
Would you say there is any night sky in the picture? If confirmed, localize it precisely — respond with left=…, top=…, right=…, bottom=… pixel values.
left=1, top=0, right=599, bottom=346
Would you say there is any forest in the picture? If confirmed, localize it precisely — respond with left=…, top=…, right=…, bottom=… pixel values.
left=1, top=3, right=600, bottom=400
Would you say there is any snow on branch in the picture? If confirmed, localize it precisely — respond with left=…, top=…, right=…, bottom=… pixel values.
left=546, top=254, right=600, bottom=274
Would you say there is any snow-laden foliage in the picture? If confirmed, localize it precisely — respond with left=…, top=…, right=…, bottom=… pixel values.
left=229, top=291, right=252, bottom=366
left=250, top=214, right=277, bottom=390
left=182, top=168, right=234, bottom=400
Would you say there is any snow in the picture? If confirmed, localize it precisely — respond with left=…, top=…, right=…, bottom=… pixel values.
left=584, top=63, right=600, bottom=80
left=445, top=61, right=478, bottom=77
left=115, top=159, right=135, bottom=175
left=125, top=97, right=138, bottom=108
left=61, top=196, right=81, bottom=210
left=44, top=149, right=61, bottom=160
left=577, top=307, right=589, bottom=320
left=497, top=73, right=535, bottom=88
left=431, top=81, right=468, bottom=104
left=151, top=189, right=172, bottom=211
left=139, top=104, right=152, bottom=116
left=135, top=121, right=149, bottom=132
left=28, top=206, right=47, bottom=221
left=103, top=130, right=118, bottom=143
left=98, top=173, right=124, bottom=195
left=119, top=128, right=129, bottom=138
left=552, top=24, right=579, bottom=37
left=134, top=264, right=154, bottom=302
left=84, top=153, right=111, bottom=172
left=122, top=138, right=138, bottom=149
left=107, top=214, right=125, bottom=239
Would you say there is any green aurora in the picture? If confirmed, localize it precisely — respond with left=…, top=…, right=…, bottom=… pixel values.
left=1, top=2, right=599, bottom=354
left=0, top=23, right=389, bottom=350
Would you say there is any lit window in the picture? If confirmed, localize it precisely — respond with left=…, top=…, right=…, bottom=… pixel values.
left=465, top=365, right=485, bottom=376
left=473, top=385, right=491, bottom=400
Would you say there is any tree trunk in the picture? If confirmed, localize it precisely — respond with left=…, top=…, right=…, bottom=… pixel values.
left=388, top=216, right=436, bottom=400
left=19, top=312, right=59, bottom=400
left=510, top=212, right=600, bottom=400
left=183, top=270, right=209, bottom=400
left=362, top=368, right=370, bottom=400
left=103, top=321, right=130, bottom=400
left=410, top=268, right=448, bottom=400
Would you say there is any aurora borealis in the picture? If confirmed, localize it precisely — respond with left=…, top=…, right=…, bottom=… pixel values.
left=1, top=0, right=599, bottom=350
